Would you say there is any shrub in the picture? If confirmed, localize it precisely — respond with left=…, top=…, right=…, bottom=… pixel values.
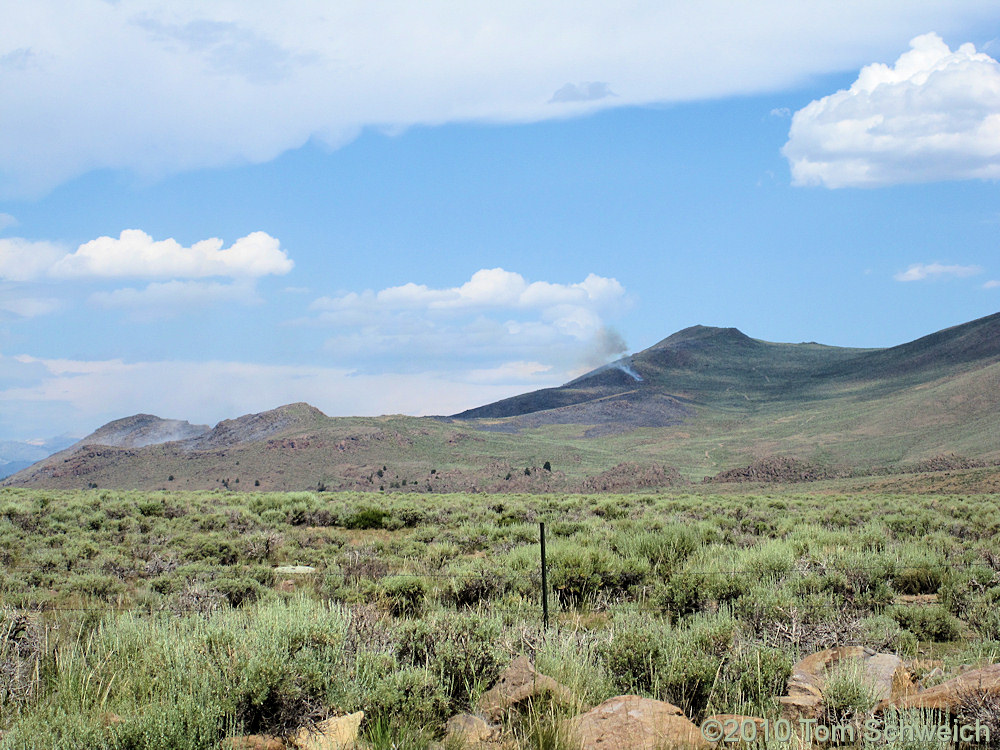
left=445, top=563, right=512, bottom=608
left=892, top=564, right=945, bottom=595
left=213, top=576, right=266, bottom=608
left=344, top=507, right=388, bottom=530
left=547, top=544, right=642, bottom=607
left=366, top=667, right=450, bottom=734
left=822, top=660, right=879, bottom=727
left=887, top=604, right=961, bottom=642
left=395, top=611, right=507, bottom=707
left=380, top=576, right=428, bottom=617
left=653, top=571, right=705, bottom=620
left=70, top=573, right=124, bottom=600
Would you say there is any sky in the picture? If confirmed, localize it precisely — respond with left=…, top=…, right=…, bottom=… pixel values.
left=1, top=1, right=999, bottom=441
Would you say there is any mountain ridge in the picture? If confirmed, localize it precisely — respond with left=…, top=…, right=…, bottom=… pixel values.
left=4, top=312, right=999, bottom=491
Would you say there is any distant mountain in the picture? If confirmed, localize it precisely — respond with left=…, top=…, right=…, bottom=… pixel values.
left=83, top=414, right=210, bottom=448
left=454, top=313, right=1000, bottom=424
left=5, top=312, right=1000, bottom=491
left=0, top=435, right=79, bottom=480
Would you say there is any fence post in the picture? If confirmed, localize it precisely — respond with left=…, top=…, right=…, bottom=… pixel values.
left=539, top=522, right=549, bottom=629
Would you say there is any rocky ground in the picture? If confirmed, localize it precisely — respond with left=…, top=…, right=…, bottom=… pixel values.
left=222, top=649, right=1000, bottom=750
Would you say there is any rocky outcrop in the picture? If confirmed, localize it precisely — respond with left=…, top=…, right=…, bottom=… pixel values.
left=566, top=695, right=710, bottom=750
left=579, top=462, right=685, bottom=492
left=706, top=457, right=839, bottom=484
left=476, top=657, right=576, bottom=721
left=778, top=647, right=914, bottom=721
left=440, top=713, right=506, bottom=748
left=885, top=664, right=1000, bottom=711
left=288, top=711, right=363, bottom=750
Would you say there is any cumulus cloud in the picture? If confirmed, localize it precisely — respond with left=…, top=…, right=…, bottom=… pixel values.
left=984, top=280, right=1000, bottom=289
left=784, top=33, right=1000, bottom=188
left=308, top=268, right=629, bottom=374
left=313, top=268, right=625, bottom=315
left=1, top=230, right=291, bottom=282
left=51, top=230, right=292, bottom=279
left=893, top=262, right=983, bottom=282
left=2, top=3, right=996, bottom=196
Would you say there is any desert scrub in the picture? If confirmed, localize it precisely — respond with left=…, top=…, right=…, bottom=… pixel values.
left=393, top=610, right=507, bottom=707
left=599, top=609, right=738, bottom=719
left=609, top=523, right=706, bottom=575
left=444, top=559, right=518, bottom=607
left=379, top=575, right=429, bottom=617
left=821, top=659, right=879, bottom=727
left=546, top=542, right=647, bottom=608
left=0, top=599, right=351, bottom=749
left=364, top=667, right=450, bottom=736
left=887, top=604, right=962, bottom=642
left=0, top=608, right=42, bottom=713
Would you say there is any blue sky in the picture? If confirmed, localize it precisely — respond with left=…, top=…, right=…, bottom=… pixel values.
left=1, top=2, right=999, bottom=441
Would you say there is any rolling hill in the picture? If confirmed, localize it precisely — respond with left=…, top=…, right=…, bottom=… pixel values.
left=5, top=312, right=1000, bottom=491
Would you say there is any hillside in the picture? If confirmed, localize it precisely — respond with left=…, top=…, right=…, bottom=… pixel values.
left=5, top=312, right=999, bottom=491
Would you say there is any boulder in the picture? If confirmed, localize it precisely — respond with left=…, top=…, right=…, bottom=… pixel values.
left=289, top=711, right=363, bottom=750
left=566, top=695, right=710, bottom=750
left=778, top=646, right=914, bottom=721
left=443, top=714, right=502, bottom=750
left=223, top=737, right=285, bottom=750
left=886, top=664, right=1000, bottom=711
left=476, top=656, right=576, bottom=721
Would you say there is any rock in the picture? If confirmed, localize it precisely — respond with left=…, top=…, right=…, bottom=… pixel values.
left=278, top=579, right=296, bottom=592
left=222, top=737, right=286, bottom=750
left=885, top=664, right=1000, bottom=711
left=566, top=695, right=710, bottom=750
left=476, top=656, right=576, bottom=721
left=289, top=711, right=363, bottom=750
left=444, top=714, right=501, bottom=744
left=778, top=647, right=915, bottom=721
left=439, top=713, right=511, bottom=747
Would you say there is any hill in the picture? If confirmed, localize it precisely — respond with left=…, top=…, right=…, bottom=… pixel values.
left=5, top=312, right=999, bottom=491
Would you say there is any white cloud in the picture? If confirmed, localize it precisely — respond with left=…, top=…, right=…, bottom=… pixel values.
left=2, top=3, right=997, bottom=196
left=893, top=262, right=983, bottom=281
left=0, top=354, right=557, bottom=439
left=0, top=213, right=17, bottom=232
left=984, top=279, right=1000, bottom=289
left=784, top=33, right=1000, bottom=188
left=0, top=237, right=68, bottom=281
left=52, top=230, right=292, bottom=279
left=308, top=268, right=629, bottom=373
left=1, top=230, right=292, bottom=283
left=312, top=268, right=625, bottom=315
